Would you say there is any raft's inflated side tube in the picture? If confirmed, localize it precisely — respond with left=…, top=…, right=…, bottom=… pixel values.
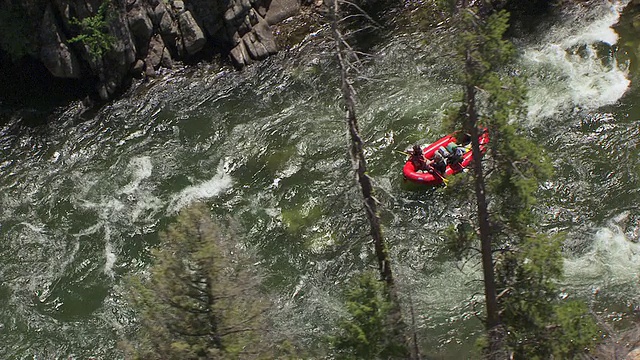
left=402, top=129, right=490, bottom=186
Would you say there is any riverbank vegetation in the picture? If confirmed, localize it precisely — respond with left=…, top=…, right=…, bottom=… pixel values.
left=68, top=1, right=116, bottom=61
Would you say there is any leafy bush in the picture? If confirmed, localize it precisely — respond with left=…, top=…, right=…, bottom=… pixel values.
left=68, top=1, right=115, bottom=60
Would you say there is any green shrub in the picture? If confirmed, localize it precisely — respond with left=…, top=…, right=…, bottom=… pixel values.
left=68, top=1, right=115, bottom=60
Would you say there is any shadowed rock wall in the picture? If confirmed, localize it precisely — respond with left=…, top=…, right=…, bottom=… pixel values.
left=24, top=0, right=300, bottom=100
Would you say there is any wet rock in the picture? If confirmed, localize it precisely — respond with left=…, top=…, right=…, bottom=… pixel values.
left=265, top=0, right=300, bottom=25
left=230, top=41, right=253, bottom=68
left=145, top=61, right=156, bottom=77
left=97, top=83, right=109, bottom=100
left=231, top=12, right=277, bottom=67
left=249, top=13, right=278, bottom=55
left=106, top=80, right=117, bottom=95
left=132, top=59, right=145, bottom=77
left=161, top=48, right=173, bottom=68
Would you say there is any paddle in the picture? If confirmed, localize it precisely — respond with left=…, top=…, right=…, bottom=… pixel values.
left=429, top=165, right=449, bottom=186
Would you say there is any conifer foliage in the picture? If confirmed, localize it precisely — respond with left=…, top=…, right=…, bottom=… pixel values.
left=445, top=4, right=599, bottom=358
left=331, top=272, right=408, bottom=359
left=68, top=1, right=115, bottom=60
left=124, top=204, right=272, bottom=359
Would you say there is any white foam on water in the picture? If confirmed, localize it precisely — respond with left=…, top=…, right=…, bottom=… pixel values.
left=71, top=221, right=117, bottom=278
left=167, top=162, right=233, bottom=213
left=103, top=226, right=116, bottom=278
left=78, top=198, right=126, bottom=219
left=118, top=156, right=163, bottom=223
left=523, top=1, right=630, bottom=122
left=564, top=223, right=640, bottom=298
left=120, top=156, right=153, bottom=195
left=11, top=221, right=80, bottom=304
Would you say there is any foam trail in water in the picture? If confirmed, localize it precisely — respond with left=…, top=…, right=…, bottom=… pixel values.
left=167, top=161, right=233, bottom=213
left=563, top=222, right=640, bottom=299
left=103, top=226, right=116, bottom=278
left=523, top=1, right=630, bottom=122
left=118, top=156, right=163, bottom=223
left=120, top=156, right=153, bottom=195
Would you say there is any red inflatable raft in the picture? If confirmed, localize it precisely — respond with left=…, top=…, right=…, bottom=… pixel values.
left=402, top=129, right=490, bottom=186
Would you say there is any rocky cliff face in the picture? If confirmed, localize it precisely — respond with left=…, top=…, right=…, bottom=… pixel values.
left=33, top=0, right=300, bottom=100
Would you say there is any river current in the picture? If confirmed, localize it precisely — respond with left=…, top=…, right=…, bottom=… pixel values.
left=1, top=1, right=639, bottom=358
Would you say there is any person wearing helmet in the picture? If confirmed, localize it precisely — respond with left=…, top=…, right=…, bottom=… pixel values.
left=410, top=144, right=429, bottom=172
left=428, top=151, right=447, bottom=174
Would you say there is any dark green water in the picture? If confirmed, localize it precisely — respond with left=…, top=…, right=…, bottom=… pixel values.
left=1, top=1, right=639, bottom=358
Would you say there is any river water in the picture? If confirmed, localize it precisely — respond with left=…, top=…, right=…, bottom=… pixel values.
left=1, top=1, right=639, bottom=358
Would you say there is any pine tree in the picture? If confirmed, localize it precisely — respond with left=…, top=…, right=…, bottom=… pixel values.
left=123, top=204, right=273, bottom=359
left=331, top=272, right=408, bottom=359
left=442, top=4, right=598, bottom=358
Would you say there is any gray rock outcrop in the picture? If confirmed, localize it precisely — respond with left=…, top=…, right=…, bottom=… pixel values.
left=40, top=5, right=82, bottom=79
left=178, top=10, right=206, bottom=55
left=265, top=0, right=300, bottom=25
left=33, top=0, right=302, bottom=100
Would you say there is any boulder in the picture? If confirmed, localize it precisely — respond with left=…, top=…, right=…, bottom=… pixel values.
left=131, top=59, right=145, bottom=77
left=145, top=35, right=166, bottom=69
left=230, top=41, right=253, bottom=68
left=158, top=10, right=175, bottom=34
left=230, top=11, right=277, bottom=67
left=178, top=10, right=206, bottom=55
left=145, top=61, right=156, bottom=77
left=39, top=4, right=82, bottom=78
left=181, top=0, right=225, bottom=39
left=128, top=3, right=154, bottom=48
left=249, top=13, right=278, bottom=56
left=173, top=0, right=185, bottom=12
left=265, top=0, right=299, bottom=25
left=224, top=0, right=252, bottom=24
left=110, top=10, right=138, bottom=67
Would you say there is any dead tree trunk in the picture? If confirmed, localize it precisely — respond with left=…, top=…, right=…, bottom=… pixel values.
left=330, top=0, right=391, bottom=301
left=329, top=1, right=416, bottom=358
